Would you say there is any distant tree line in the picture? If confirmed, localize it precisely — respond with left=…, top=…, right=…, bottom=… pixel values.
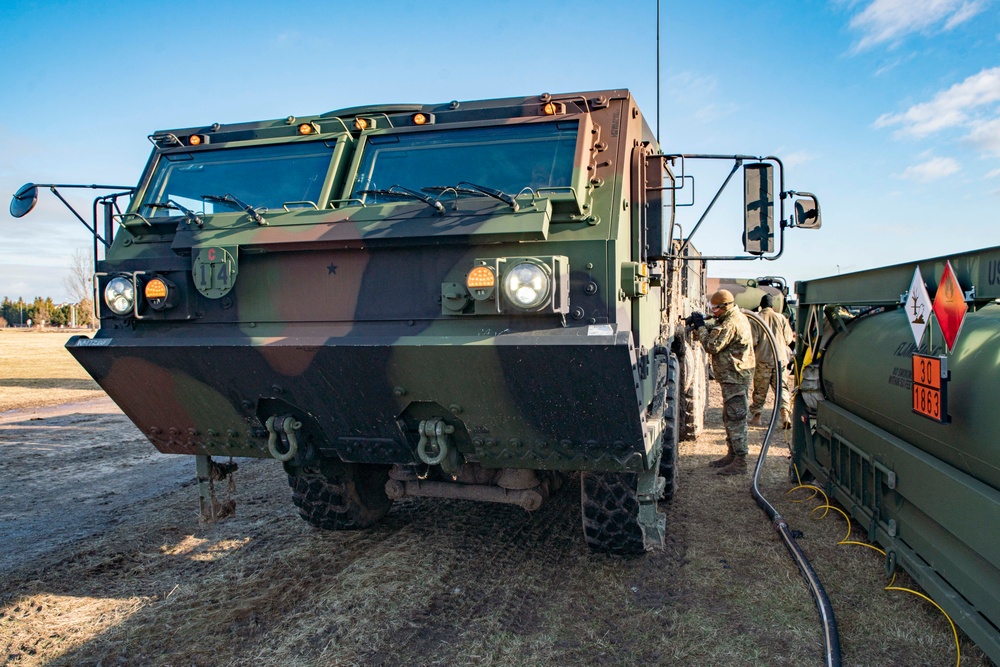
left=0, top=249, right=97, bottom=328
left=0, top=296, right=94, bottom=328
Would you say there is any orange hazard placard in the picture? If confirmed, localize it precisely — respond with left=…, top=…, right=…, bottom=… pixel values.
left=912, top=354, right=949, bottom=423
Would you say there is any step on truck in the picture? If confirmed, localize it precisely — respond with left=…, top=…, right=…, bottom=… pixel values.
left=11, top=90, right=822, bottom=554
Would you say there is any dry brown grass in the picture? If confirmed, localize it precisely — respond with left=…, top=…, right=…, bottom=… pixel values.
left=0, top=333, right=993, bottom=666
left=0, top=329, right=102, bottom=412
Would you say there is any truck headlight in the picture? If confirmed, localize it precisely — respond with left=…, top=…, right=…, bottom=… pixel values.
left=104, top=276, right=135, bottom=316
left=503, top=261, right=550, bottom=311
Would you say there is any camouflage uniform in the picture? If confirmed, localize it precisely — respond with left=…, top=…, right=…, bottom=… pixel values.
left=750, top=306, right=794, bottom=417
left=696, top=307, right=755, bottom=455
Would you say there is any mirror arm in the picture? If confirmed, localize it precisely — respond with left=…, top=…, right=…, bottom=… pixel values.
left=676, top=158, right=742, bottom=257
left=50, top=187, right=109, bottom=248
left=764, top=154, right=787, bottom=227
left=784, top=189, right=820, bottom=228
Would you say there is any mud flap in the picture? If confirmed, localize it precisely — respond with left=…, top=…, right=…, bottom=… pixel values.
left=637, top=453, right=667, bottom=549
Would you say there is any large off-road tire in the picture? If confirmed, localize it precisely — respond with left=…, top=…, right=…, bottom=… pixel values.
left=660, top=354, right=680, bottom=502
left=679, top=342, right=710, bottom=441
left=286, top=459, right=393, bottom=530
left=581, top=472, right=645, bottom=555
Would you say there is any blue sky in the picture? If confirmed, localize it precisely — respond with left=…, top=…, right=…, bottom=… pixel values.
left=2, top=0, right=998, bottom=302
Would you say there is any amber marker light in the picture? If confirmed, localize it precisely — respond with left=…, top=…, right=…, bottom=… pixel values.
left=412, top=113, right=428, bottom=125
left=354, top=117, right=369, bottom=131
left=188, top=134, right=203, bottom=146
left=542, top=102, right=557, bottom=115
left=467, top=266, right=496, bottom=289
left=298, top=123, right=314, bottom=135
left=145, top=278, right=169, bottom=300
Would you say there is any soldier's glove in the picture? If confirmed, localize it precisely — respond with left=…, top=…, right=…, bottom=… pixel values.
left=685, top=311, right=706, bottom=331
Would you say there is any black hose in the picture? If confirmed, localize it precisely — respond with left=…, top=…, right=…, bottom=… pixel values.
left=743, top=309, right=842, bottom=667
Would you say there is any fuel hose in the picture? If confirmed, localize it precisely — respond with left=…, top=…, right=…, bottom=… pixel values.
left=743, top=309, right=842, bottom=667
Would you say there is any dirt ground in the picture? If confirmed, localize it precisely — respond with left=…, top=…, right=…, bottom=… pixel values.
left=0, top=333, right=992, bottom=666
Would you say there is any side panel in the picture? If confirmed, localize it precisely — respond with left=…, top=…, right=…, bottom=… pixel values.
left=800, top=401, right=1000, bottom=664
left=793, top=247, right=1000, bottom=664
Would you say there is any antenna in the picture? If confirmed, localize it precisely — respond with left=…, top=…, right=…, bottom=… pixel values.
left=656, top=0, right=661, bottom=144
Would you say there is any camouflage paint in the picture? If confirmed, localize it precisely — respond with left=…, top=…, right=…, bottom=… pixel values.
left=67, top=91, right=708, bottom=475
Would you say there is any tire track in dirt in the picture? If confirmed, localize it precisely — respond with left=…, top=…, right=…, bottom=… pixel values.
left=359, top=489, right=583, bottom=666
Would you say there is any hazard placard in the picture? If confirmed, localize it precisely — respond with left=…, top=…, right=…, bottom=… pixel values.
left=932, top=261, right=968, bottom=352
left=907, top=267, right=932, bottom=347
left=912, top=353, right=949, bottom=423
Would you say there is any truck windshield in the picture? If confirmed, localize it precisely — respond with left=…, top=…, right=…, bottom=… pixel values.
left=138, top=142, right=335, bottom=217
left=351, top=122, right=578, bottom=205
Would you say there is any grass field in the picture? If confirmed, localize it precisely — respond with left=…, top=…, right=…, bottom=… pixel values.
left=0, top=329, right=102, bottom=412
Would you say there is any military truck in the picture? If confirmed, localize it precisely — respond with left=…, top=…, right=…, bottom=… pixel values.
left=10, top=90, right=821, bottom=554
left=707, top=275, right=795, bottom=324
left=792, top=250, right=1000, bottom=662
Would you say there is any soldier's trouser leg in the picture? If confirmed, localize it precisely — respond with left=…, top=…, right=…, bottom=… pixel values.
left=720, top=382, right=749, bottom=456
left=779, top=369, right=793, bottom=414
left=750, top=365, right=771, bottom=415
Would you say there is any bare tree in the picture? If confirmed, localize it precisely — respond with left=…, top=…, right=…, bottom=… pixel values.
left=63, top=248, right=95, bottom=327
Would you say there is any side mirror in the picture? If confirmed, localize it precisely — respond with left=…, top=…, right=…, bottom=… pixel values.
left=743, top=164, right=774, bottom=255
left=10, top=183, right=39, bottom=218
left=794, top=194, right=821, bottom=229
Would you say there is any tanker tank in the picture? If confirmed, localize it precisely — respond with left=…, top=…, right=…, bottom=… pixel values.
left=820, top=304, right=1000, bottom=491
left=793, top=246, right=1000, bottom=665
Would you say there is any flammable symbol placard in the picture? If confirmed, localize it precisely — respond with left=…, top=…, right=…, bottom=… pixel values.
left=932, top=260, right=968, bottom=353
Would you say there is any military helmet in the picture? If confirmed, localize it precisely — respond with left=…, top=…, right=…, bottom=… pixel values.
left=710, top=289, right=735, bottom=309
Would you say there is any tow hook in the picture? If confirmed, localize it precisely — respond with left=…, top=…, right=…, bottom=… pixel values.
left=417, top=417, right=459, bottom=474
left=266, top=415, right=301, bottom=462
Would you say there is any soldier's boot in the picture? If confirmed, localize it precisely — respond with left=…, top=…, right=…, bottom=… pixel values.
left=748, top=412, right=763, bottom=427
left=780, top=408, right=792, bottom=430
left=709, top=443, right=735, bottom=469
left=717, top=454, right=748, bottom=476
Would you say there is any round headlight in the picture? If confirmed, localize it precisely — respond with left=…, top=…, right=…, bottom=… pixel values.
left=104, top=276, right=135, bottom=316
left=503, top=262, right=550, bottom=311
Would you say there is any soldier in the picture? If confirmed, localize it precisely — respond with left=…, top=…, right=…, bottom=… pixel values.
left=749, top=294, right=795, bottom=429
left=692, top=289, right=755, bottom=475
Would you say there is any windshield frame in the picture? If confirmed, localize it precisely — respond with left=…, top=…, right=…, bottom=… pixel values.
left=130, top=134, right=352, bottom=220
left=340, top=115, right=593, bottom=214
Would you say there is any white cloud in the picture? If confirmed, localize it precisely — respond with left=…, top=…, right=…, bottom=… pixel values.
left=876, top=68, right=1000, bottom=160
left=986, top=167, right=1000, bottom=179
left=849, top=0, right=988, bottom=51
left=875, top=67, right=1000, bottom=137
left=898, top=156, right=961, bottom=181
left=965, top=117, right=1000, bottom=155
left=667, top=72, right=718, bottom=93
left=780, top=151, right=817, bottom=168
left=693, top=102, right=739, bottom=123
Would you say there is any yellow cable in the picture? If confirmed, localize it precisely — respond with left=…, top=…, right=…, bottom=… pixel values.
left=883, top=586, right=961, bottom=667
left=801, top=497, right=961, bottom=667
left=789, top=485, right=830, bottom=515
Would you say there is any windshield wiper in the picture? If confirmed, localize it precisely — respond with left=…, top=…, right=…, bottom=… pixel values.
left=201, top=193, right=267, bottom=226
left=358, top=185, right=445, bottom=214
left=147, top=199, right=205, bottom=227
left=458, top=181, right=518, bottom=212
left=423, top=183, right=520, bottom=211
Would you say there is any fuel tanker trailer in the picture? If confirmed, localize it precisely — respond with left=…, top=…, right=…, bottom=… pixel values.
left=792, top=247, right=1000, bottom=662
left=10, top=90, right=821, bottom=554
